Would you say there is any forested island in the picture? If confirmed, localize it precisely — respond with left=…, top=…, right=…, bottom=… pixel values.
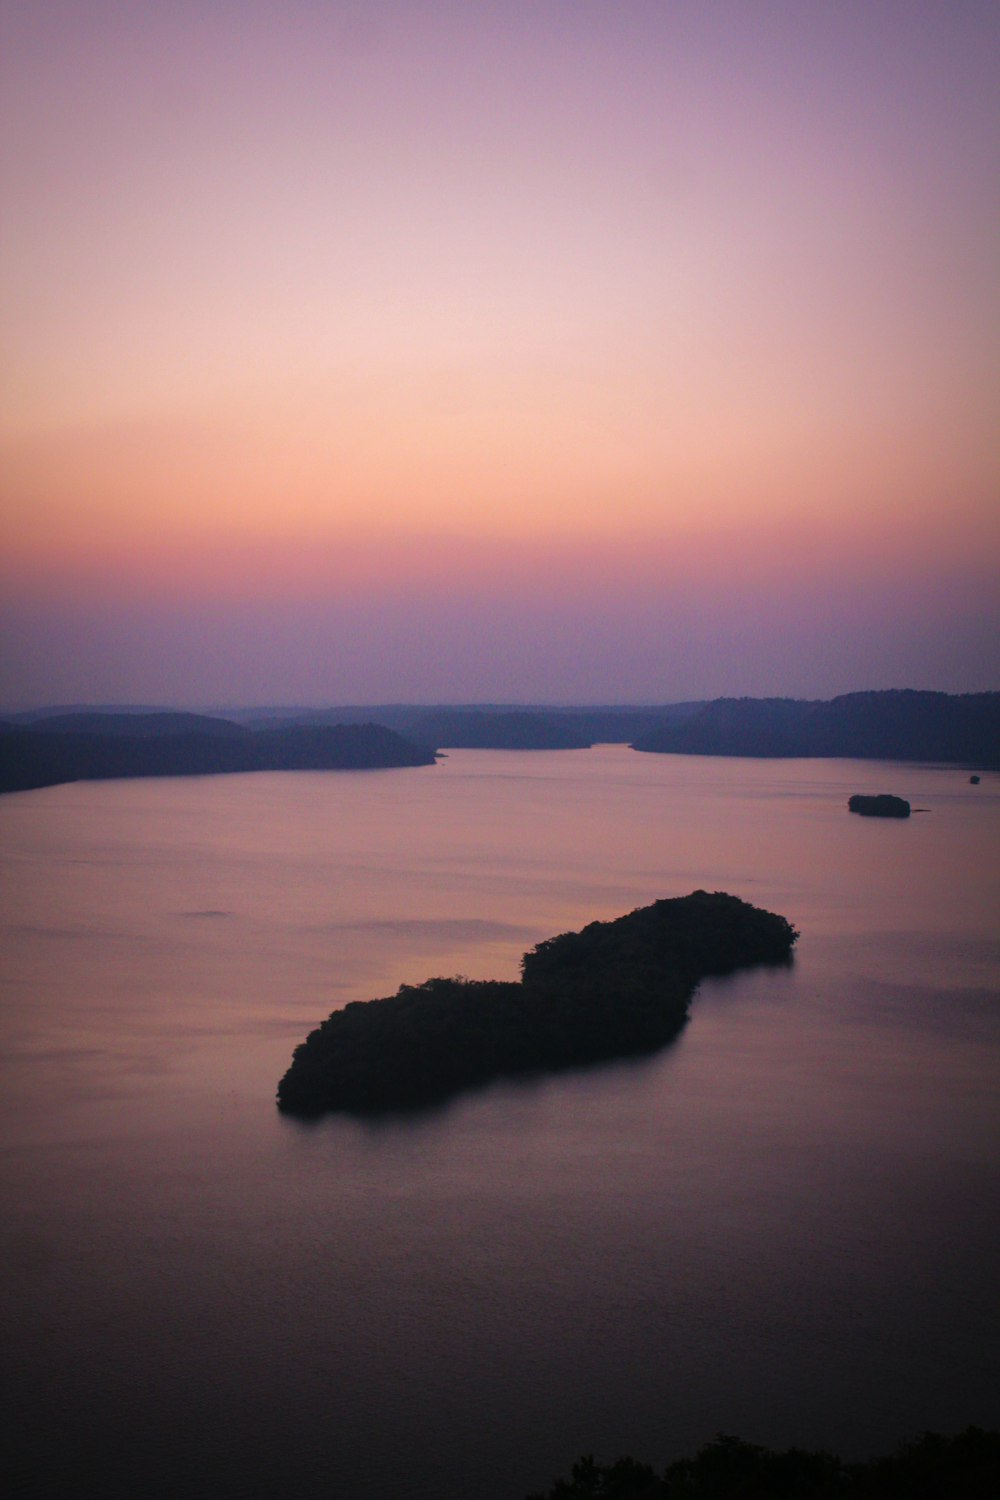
left=0, top=715, right=436, bottom=795
left=848, top=793, right=911, bottom=818
left=277, top=891, right=798, bottom=1115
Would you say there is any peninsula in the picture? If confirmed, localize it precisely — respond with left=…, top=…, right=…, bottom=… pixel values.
left=277, top=891, right=798, bottom=1115
left=630, top=689, right=999, bottom=767
left=0, top=716, right=436, bottom=795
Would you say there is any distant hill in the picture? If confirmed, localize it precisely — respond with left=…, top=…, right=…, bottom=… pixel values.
left=23, top=710, right=246, bottom=737
left=0, top=720, right=436, bottom=795
left=8, top=692, right=994, bottom=766
left=632, top=690, right=1000, bottom=767
left=240, top=703, right=704, bottom=745
left=8, top=703, right=175, bottom=722
left=406, top=710, right=592, bottom=750
left=547, top=703, right=704, bottom=743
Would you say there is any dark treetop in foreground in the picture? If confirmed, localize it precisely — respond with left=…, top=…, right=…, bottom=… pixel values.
left=527, top=1427, right=1000, bottom=1499
left=0, top=717, right=436, bottom=795
left=631, top=689, right=1000, bottom=767
left=276, top=891, right=798, bottom=1116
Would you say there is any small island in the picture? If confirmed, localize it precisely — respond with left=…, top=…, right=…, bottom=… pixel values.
left=277, top=891, right=798, bottom=1115
left=848, top=793, right=911, bottom=818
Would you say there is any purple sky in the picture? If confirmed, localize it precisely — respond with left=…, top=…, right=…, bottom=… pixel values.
left=2, top=1, right=997, bottom=707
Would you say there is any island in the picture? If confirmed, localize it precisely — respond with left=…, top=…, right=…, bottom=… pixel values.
left=276, top=890, right=798, bottom=1115
left=0, top=716, right=437, bottom=795
left=848, top=793, right=911, bottom=818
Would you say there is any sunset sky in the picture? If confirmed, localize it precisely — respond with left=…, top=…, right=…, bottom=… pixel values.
left=2, top=0, right=997, bottom=707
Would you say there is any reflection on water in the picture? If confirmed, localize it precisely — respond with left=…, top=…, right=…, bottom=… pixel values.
left=1, top=748, right=998, bottom=1499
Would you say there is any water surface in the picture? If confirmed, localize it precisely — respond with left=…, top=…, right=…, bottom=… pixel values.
left=1, top=748, right=997, bottom=1498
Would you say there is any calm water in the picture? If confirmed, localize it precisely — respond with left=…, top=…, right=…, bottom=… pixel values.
left=1, top=746, right=998, bottom=1499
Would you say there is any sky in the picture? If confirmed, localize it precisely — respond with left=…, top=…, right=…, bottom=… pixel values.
left=1, top=0, right=998, bottom=708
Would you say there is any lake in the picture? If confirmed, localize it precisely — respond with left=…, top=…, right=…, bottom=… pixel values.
left=1, top=746, right=997, bottom=1499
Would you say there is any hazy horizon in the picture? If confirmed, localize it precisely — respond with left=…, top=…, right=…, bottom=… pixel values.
left=6, top=683, right=999, bottom=719
left=2, top=1, right=998, bottom=706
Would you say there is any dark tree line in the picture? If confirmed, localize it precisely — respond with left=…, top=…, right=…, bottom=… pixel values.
left=527, top=1427, right=1000, bottom=1498
left=0, top=719, right=436, bottom=795
left=632, top=690, right=999, bottom=768
left=848, top=793, right=910, bottom=818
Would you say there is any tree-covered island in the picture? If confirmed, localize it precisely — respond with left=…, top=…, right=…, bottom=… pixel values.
left=848, top=793, right=911, bottom=818
left=276, top=891, right=798, bottom=1115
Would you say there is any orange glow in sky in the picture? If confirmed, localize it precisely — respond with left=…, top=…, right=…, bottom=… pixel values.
left=2, top=1, right=997, bottom=705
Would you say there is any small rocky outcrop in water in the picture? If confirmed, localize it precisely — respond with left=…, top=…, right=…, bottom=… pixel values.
left=848, top=793, right=911, bottom=818
left=277, top=891, right=798, bottom=1116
